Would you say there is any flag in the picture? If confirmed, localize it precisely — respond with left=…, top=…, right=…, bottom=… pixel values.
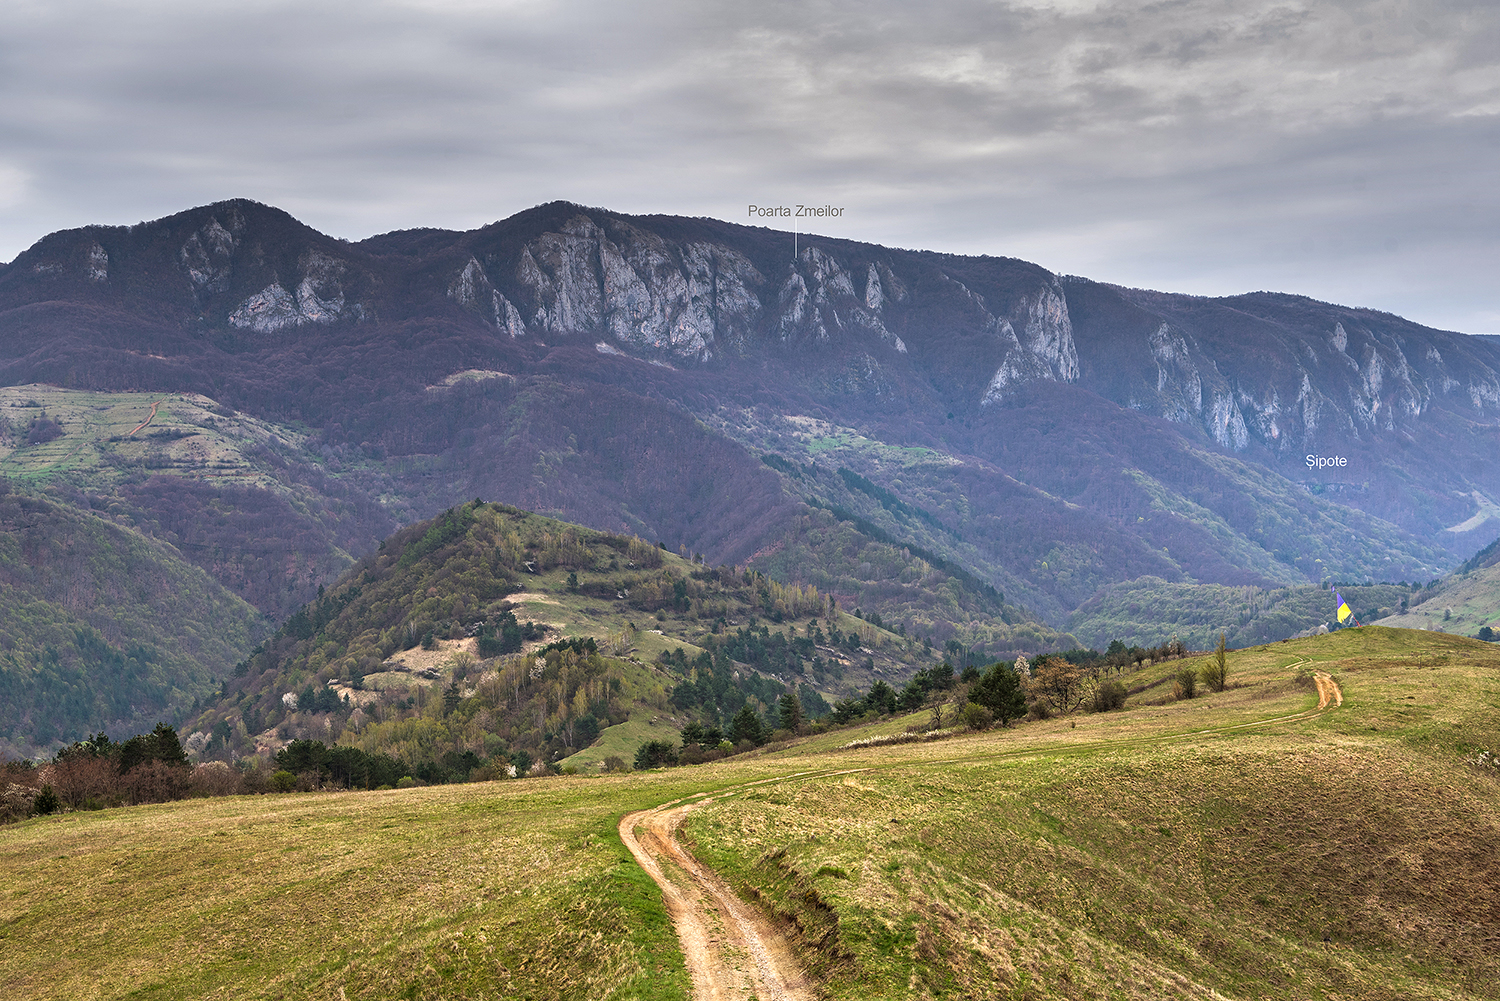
left=1335, top=591, right=1353, bottom=623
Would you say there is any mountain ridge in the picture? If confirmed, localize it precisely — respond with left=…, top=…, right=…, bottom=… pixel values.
left=0, top=197, right=1494, bottom=651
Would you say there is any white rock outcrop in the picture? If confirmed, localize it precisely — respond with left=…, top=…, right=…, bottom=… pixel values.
left=229, top=250, right=354, bottom=333
left=513, top=216, right=762, bottom=359
left=87, top=242, right=108, bottom=282
left=1149, top=323, right=1203, bottom=424
left=982, top=280, right=1079, bottom=403
left=449, top=257, right=526, bottom=337
left=180, top=217, right=237, bottom=293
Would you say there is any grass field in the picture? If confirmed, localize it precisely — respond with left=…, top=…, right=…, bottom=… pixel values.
left=0, top=384, right=309, bottom=488
left=3, top=627, right=1497, bottom=999
left=1377, top=564, right=1500, bottom=638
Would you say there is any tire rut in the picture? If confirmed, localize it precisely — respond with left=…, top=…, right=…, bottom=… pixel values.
left=621, top=795, right=816, bottom=1001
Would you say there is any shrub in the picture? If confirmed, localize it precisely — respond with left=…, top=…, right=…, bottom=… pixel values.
left=32, top=784, right=59, bottom=816
left=1173, top=668, right=1197, bottom=700
left=188, top=761, right=243, bottom=797
left=634, top=740, right=678, bottom=769
left=2, top=781, right=39, bottom=822
left=122, top=760, right=191, bottom=805
left=970, top=661, right=1027, bottom=726
left=270, top=770, right=298, bottom=792
left=962, top=703, right=994, bottom=730
left=1200, top=633, right=1228, bottom=692
left=601, top=755, right=627, bottom=773
left=1092, top=679, right=1127, bottom=712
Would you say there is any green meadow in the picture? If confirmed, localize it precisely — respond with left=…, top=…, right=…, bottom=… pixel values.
left=3, top=627, right=1497, bottom=1000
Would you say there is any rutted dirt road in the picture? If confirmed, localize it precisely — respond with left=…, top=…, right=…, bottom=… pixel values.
left=620, top=796, right=815, bottom=1001
left=1313, top=671, right=1344, bottom=710
left=621, top=664, right=1346, bottom=999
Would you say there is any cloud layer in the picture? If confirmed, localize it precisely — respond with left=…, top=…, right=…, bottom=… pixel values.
left=2, top=0, right=1496, bottom=330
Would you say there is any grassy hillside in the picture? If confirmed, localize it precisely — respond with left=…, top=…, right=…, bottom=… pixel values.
left=1375, top=563, right=1500, bottom=638
left=689, top=626, right=1500, bottom=1000
left=1068, top=576, right=1418, bottom=649
left=0, top=384, right=400, bottom=618
left=0, top=488, right=264, bottom=757
left=3, top=627, right=1496, bottom=999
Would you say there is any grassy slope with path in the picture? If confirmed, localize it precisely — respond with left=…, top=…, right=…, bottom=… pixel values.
left=2, top=627, right=1497, bottom=999
left=0, top=385, right=309, bottom=489
left=686, top=627, right=1500, bottom=1000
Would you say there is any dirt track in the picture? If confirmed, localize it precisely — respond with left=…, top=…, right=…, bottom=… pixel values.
left=127, top=399, right=165, bottom=436
left=621, top=665, right=1347, bottom=998
left=1313, top=671, right=1344, bottom=709
left=620, top=797, right=815, bottom=1001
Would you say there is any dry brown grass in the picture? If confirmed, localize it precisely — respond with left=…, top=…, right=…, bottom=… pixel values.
left=4, top=627, right=1497, bottom=1000
left=680, top=628, right=1500, bottom=1000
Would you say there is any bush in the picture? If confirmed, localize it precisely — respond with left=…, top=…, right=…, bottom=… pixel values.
left=961, top=703, right=994, bottom=730
left=1200, top=633, right=1228, bottom=692
left=188, top=761, right=243, bottom=797
left=122, top=760, right=191, bottom=805
left=1092, top=679, right=1127, bottom=712
left=270, top=770, right=298, bottom=792
left=1173, top=668, right=1197, bottom=700
left=601, top=755, right=627, bottom=773
left=970, top=661, right=1026, bottom=726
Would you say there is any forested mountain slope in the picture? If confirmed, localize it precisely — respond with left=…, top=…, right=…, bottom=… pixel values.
left=0, top=488, right=264, bottom=756
left=192, top=501, right=1068, bottom=776
left=0, top=199, right=1494, bottom=651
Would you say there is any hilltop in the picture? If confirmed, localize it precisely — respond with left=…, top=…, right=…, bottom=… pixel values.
left=185, top=501, right=1056, bottom=775
left=2, top=626, right=1496, bottom=999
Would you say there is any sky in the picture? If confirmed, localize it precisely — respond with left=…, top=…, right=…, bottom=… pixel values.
left=2, top=0, right=1497, bottom=332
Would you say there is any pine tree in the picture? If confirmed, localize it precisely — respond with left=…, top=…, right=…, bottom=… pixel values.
left=728, top=704, right=764, bottom=746
left=970, top=662, right=1026, bottom=727
left=778, top=691, right=803, bottom=733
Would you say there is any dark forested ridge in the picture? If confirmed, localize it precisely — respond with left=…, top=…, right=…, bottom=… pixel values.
left=0, top=487, right=264, bottom=756
left=0, top=197, right=1495, bottom=674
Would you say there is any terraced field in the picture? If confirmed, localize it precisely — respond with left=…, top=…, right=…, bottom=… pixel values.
left=0, top=384, right=309, bottom=488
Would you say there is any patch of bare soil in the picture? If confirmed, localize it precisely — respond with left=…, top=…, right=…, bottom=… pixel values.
left=621, top=798, right=815, bottom=1001
left=380, top=637, right=478, bottom=675
left=1313, top=671, right=1344, bottom=710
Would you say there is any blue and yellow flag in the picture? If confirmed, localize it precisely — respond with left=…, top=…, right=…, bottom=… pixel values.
left=1335, top=591, right=1353, bottom=623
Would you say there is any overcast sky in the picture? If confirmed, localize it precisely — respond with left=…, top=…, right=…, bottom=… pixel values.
left=2, top=0, right=1496, bottom=331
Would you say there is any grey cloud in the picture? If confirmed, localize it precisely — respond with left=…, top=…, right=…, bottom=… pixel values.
left=0, top=0, right=1495, bottom=330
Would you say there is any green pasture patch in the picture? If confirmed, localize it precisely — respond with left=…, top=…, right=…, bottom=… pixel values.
left=0, top=775, right=727, bottom=1001
left=561, top=714, right=682, bottom=773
